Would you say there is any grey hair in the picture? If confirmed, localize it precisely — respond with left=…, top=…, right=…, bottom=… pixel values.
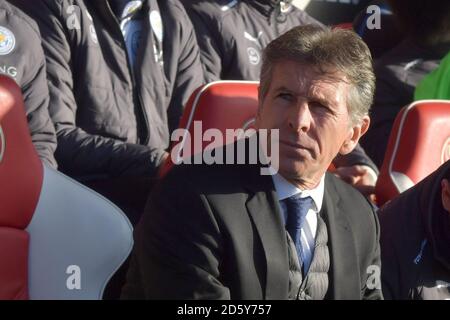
left=259, top=25, right=375, bottom=124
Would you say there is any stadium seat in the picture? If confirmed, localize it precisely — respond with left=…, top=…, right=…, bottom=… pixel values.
left=333, top=22, right=353, bottom=30
left=375, top=100, right=450, bottom=205
left=0, top=76, right=133, bottom=300
left=160, top=81, right=259, bottom=177
left=159, top=80, right=341, bottom=177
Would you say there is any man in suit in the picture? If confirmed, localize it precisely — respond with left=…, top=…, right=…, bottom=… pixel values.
left=182, top=0, right=380, bottom=199
left=121, top=25, right=382, bottom=300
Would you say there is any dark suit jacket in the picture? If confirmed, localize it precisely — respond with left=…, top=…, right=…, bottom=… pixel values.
left=122, top=145, right=382, bottom=300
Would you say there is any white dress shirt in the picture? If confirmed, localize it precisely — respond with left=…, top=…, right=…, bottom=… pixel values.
left=271, top=173, right=325, bottom=273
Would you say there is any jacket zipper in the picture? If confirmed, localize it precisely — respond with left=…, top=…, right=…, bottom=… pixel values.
left=105, top=1, right=150, bottom=145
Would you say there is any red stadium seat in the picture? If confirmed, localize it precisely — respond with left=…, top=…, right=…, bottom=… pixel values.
left=375, top=100, right=450, bottom=205
left=159, top=80, right=340, bottom=177
left=0, top=76, right=133, bottom=299
left=333, top=22, right=353, bottom=30
left=0, top=76, right=35, bottom=299
left=160, top=81, right=259, bottom=177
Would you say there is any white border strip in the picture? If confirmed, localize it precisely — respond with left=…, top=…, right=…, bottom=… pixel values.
left=388, top=99, right=450, bottom=192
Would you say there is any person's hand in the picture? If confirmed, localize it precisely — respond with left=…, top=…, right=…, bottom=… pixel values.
left=334, top=165, right=378, bottom=200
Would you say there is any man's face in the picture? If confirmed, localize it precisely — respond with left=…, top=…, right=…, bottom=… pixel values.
left=255, top=60, right=369, bottom=188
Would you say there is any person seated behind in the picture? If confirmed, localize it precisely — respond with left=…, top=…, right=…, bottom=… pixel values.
left=183, top=0, right=379, bottom=199
left=10, top=0, right=204, bottom=223
left=352, top=0, right=404, bottom=59
left=121, top=25, right=382, bottom=300
left=303, top=0, right=372, bottom=26
left=0, top=0, right=57, bottom=167
left=414, top=51, right=450, bottom=101
left=379, top=160, right=450, bottom=300
left=182, top=0, right=321, bottom=83
left=360, top=0, right=450, bottom=167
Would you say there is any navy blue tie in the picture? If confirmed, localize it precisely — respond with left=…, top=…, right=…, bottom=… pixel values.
left=281, top=195, right=313, bottom=271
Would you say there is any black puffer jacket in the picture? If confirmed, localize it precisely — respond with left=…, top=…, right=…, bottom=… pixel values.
left=11, top=0, right=204, bottom=179
left=0, top=0, right=57, bottom=167
left=379, top=160, right=450, bottom=300
left=182, top=0, right=321, bottom=82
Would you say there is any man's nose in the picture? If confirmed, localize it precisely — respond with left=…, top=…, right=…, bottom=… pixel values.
left=288, top=101, right=312, bottom=133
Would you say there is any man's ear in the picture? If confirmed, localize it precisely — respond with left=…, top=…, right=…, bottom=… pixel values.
left=339, top=116, right=370, bottom=155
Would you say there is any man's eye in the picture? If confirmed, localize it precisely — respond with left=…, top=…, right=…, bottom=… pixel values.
left=278, top=93, right=293, bottom=101
left=310, top=101, right=329, bottom=111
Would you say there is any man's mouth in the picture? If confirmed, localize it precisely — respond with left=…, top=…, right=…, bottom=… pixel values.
left=279, top=139, right=313, bottom=156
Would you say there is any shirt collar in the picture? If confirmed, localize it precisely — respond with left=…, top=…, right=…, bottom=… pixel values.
left=271, top=173, right=325, bottom=212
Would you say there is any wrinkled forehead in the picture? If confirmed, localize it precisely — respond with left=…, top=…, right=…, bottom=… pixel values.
left=270, top=60, right=350, bottom=100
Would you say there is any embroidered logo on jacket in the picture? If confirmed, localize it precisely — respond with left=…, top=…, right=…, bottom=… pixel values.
left=247, top=47, right=260, bottom=65
left=0, top=26, right=15, bottom=55
left=244, top=31, right=263, bottom=65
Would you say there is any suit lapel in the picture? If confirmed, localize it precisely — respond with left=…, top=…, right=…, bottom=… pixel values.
left=321, top=175, right=360, bottom=299
left=243, top=168, right=363, bottom=299
left=245, top=172, right=289, bottom=300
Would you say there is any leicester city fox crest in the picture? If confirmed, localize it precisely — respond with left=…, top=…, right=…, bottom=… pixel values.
left=0, top=26, right=15, bottom=55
